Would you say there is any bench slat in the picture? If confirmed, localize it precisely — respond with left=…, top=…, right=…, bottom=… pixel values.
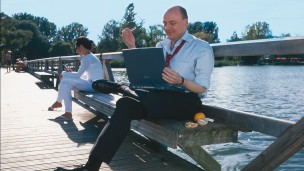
left=34, top=72, right=53, bottom=79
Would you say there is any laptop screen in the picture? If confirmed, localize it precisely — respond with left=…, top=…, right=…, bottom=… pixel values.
left=122, top=48, right=166, bottom=85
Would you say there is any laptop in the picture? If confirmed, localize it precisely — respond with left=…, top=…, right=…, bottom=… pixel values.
left=122, top=47, right=188, bottom=93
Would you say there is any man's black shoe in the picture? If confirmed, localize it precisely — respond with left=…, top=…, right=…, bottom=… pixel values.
left=92, top=79, right=123, bottom=94
left=55, top=164, right=89, bottom=171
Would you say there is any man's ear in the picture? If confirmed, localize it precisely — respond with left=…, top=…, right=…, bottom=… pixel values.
left=184, top=19, right=188, bottom=29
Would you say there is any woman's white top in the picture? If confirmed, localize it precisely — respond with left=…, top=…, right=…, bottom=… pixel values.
left=62, top=53, right=103, bottom=81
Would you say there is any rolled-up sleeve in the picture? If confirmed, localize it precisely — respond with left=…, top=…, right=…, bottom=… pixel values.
left=194, top=45, right=214, bottom=91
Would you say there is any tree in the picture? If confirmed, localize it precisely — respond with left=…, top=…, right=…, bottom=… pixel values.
left=55, top=22, right=88, bottom=44
left=1, top=13, right=53, bottom=59
left=227, top=31, right=242, bottom=42
left=188, top=22, right=204, bottom=34
left=119, top=3, right=147, bottom=49
left=0, top=17, right=33, bottom=57
left=97, top=20, right=121, bottom=53
left=146, top=25, right=165, bottom=47
left=34, top=17, right=57, bottom=42
left=279, top=33, right=291, bottom=38
left=16, top=20, right=50, bottom=59
left=13, top=13, right=57, bottom=42
left=49, top=41, right=74, bottom=56
left=243, top=21, right=273, bottom=40
left=188, top=21, right=220, bottom=43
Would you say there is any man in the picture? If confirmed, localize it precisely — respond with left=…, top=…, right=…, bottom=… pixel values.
left=5, top=51, right=12, bottom=73
left=57, top=5, right=214, bottom=171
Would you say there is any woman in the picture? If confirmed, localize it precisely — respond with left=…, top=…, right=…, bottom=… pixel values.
left=48, top=36, right=103, bottom=119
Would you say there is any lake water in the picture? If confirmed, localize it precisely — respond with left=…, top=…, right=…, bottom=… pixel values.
left=112, top=66, right=304, bottom=171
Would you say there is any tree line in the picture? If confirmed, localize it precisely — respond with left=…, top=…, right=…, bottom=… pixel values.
left=1, top=3, right=291, bottom=63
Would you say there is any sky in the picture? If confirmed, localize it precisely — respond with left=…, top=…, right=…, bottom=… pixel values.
left=2, top=0, right=304, bottom=44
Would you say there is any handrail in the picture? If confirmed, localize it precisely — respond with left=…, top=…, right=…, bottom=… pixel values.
left=211, top=36, right=304, bottom=57
left=26, top=36, right=304, bottom=96
left=99, top=36, right=304, bottom=59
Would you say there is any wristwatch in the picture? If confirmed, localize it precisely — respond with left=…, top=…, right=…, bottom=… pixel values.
left=179, top=76, right=184, bottom=86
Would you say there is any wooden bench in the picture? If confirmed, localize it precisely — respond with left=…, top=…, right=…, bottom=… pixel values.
left=74, top=90, right=238, bottom=171
left=33, top=71, right=54, bottom=85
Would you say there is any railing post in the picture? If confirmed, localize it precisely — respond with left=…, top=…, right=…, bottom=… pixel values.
left=100, top=53, right=115, bottom=81
left=45, top=60, right=49, bottom=72
left=242, top=117, right=304, bottom=171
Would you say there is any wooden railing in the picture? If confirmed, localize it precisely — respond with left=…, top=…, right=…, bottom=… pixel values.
left=26, top=36, right=304, bottom=170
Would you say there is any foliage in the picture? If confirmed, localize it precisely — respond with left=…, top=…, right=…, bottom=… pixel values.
left=119, top=3, right=147, bottom=49
left=97, top=20, right=121, bottom=53
left=214, top=59, right=239, bottom=67
left=55, top=22, right=88, bottom=44
left=1, top=16, right=50, bottom=59
left=188, top=21, right=220, bottom=43
left=16, top=20, right=50, bottom=59
left=242, top=21, right=273, bottom=40
left=1, top=18, right=33, bottom=55
left=49, top=41, right=74, bottom=57
left=278, top=33, right=291, bottom=38
left=13, top=13, right=57, bottom=42
left=146, top=25, right=166, bottom=47
left=110, top=60, right=125, bottom=68
left=227, top=31, right=242, bottom=42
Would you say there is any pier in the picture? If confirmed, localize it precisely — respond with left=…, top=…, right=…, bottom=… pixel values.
left=1, top=68, right=202, bottom=171
left=1, top=36, right=304, bottom=170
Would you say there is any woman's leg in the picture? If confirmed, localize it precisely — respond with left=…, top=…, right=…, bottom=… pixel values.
left=56, top=79, right=74, bottom=113
left=55, top=78, right=92, bottom=113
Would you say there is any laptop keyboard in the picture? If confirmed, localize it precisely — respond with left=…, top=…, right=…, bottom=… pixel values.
left=131, top=84, right=188, bottom=93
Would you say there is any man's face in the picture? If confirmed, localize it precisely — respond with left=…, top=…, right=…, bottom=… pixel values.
left=163, top=8, right=188, bottom=42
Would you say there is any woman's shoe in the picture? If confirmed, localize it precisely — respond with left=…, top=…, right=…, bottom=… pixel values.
left=48, top=101, right=62, bottom=111
left=55, top=112, right=73, bottom=120
left=55, top=164, right=88, bottom=171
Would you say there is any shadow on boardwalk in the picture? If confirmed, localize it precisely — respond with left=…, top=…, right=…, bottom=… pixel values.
left=1, top=68, right=202, bottom=171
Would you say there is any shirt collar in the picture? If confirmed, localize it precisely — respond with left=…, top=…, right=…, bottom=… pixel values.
left=163, top=30, right=194, bottom=45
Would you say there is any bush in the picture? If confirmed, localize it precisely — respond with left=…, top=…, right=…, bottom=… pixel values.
left=110, top=60, right=125, bottom=68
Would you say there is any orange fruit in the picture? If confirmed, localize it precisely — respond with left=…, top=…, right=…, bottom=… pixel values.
left=194, top=112, right=206, bottom=122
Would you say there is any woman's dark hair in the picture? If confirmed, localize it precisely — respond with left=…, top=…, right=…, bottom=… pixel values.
left=75, top=36, right=95, bottom=50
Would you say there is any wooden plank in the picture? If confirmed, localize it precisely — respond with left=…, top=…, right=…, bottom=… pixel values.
left=131, top=120, right=178, bottom=148
left=34, top=71, right=53, bottom=78
left=178, top=124, right=238, bottom=146
left=202, top=104, right=294, bottom=137
left=180, top=145, right=221, bottom=171
left=243, top=117, right=304, bottom=171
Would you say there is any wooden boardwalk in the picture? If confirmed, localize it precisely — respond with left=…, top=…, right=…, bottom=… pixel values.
left=1, top=68, right=202, bottom=171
